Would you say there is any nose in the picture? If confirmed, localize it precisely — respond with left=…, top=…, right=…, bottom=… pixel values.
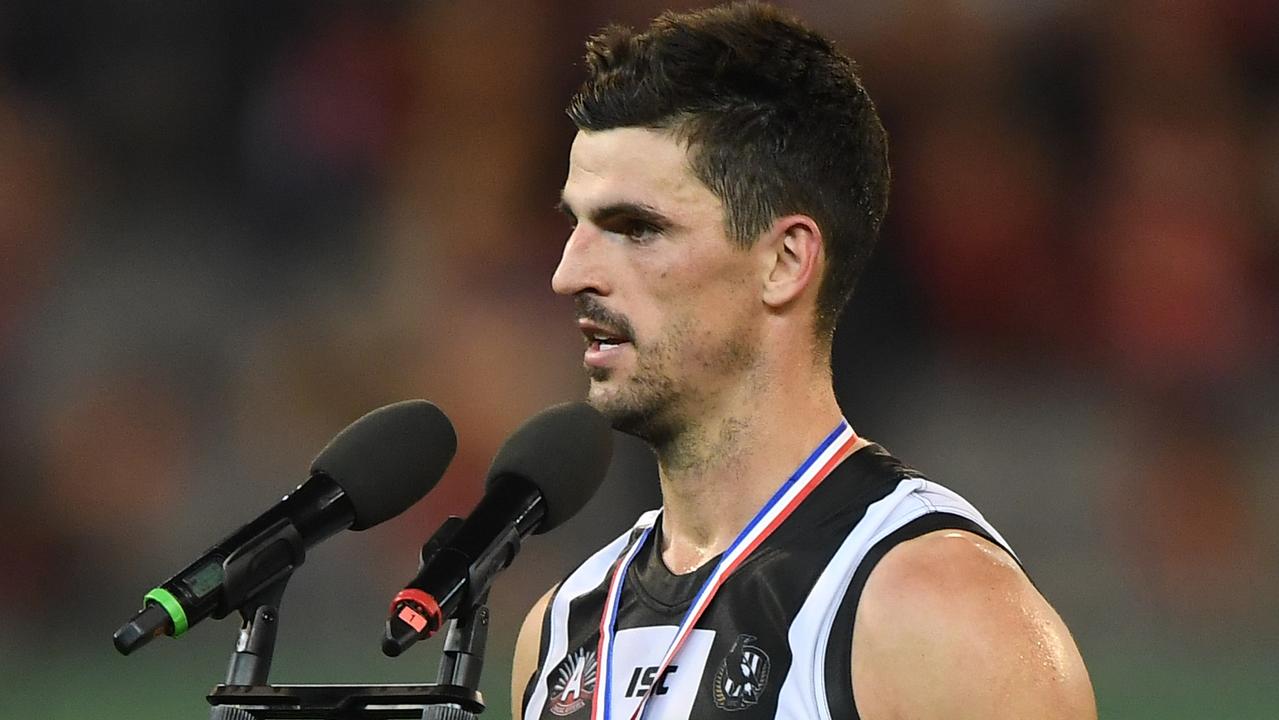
left=552, top=226, right=608, bottom=297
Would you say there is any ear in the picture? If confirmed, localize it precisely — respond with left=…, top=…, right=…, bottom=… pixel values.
left=758, top=215, right=823, bottom=310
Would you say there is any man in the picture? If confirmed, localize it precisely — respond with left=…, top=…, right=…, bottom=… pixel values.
left=515, top=4, right=1095, bottom=719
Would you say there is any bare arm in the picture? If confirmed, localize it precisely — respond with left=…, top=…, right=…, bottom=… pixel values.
left=852, top=530, right=1096, bottom=720
left=512, top=587, right=555, bottom=720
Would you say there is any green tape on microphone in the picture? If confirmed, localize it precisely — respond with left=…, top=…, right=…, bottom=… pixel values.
left=144, top=587, right=189, bottom=636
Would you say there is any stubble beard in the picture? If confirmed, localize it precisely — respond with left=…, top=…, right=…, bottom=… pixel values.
left=585, top=314, right=759, bottom=454
left=586, top=341, right=681, bottom=446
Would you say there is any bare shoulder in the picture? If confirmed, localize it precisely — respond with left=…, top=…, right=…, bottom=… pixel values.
left=851, top=529, right=1096, bottom=720
left=512, top=585, right=557, bottom=720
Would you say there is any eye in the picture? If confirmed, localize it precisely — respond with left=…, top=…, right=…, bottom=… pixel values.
left=555, top=201, right=578, bottom=230
left=620, top=220, right=661, bottom=243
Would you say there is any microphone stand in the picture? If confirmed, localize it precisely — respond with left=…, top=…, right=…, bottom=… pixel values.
left=204, top=590, right=488, bottom=720
left=206, top=595, right=488, bottom=719
left=210, top=576, right=290, bottom=720
left=205, top=515, right=492, bottom=718
left=422, top=595, right=490, bottom=720
left=206, top=581, right=489, bottom=719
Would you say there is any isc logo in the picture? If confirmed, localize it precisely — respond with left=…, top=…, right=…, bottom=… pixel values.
left=623, top=665, right=678, bottom=697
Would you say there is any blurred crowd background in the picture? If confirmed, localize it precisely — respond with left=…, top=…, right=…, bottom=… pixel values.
left=1, top=1, right=1276, bottom=717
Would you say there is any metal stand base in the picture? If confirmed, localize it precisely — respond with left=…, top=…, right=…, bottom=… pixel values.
left=207, top=683, right=483, bottom=719
left=208, top=602, right=490, bottom=719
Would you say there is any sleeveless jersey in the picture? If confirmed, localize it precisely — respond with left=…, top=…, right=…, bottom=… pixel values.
left=521, top=443, right=1015, bottom=720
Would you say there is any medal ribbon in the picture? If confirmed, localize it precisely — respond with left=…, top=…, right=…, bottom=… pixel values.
left=591, top=420, right=859, bottom=720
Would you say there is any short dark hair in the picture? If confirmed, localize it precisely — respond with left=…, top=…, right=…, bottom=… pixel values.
left=568, top=2, right=890, bottom=342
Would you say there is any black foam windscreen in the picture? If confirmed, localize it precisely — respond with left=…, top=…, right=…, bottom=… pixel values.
left=485, top=402, right=613, bottom=533
left=311, top=400, right=457, bottom=530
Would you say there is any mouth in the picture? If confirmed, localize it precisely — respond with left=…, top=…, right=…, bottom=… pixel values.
left=578, top=319, right=633, bottom=367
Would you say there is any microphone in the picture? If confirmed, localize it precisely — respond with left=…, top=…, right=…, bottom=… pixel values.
left=382, top=402, right=612, bottom=657
left=112, top=400, right=457, bottom=656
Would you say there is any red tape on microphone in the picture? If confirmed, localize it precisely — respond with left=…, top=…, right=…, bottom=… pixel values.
left=391, top=589, right=443, bottom=638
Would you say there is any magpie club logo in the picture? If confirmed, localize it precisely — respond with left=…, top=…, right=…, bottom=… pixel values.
left=712, top=634, right=771, bottom=711
left=549, top=647, right=597, bottom=716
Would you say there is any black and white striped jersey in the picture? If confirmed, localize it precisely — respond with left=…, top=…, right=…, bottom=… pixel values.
left=521, top=443, right=1014, bottom=720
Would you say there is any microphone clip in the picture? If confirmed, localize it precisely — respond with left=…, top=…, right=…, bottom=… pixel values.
left=382, top=515, right=523, bottom=657
left=221, top=517, right=306, bottom=614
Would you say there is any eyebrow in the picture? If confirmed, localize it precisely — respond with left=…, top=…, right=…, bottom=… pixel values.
left=556, top=197, right=677, bottom=230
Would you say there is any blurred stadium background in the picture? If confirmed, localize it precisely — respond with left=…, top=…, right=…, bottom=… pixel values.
left=1, top=1, right=1276, bottom=717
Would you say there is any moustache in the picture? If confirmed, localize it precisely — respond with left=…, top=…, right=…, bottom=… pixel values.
left=574, top=295, right=636, bottom=342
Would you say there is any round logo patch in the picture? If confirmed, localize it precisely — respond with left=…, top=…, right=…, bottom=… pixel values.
left=549, top=647, right=598, bottom=716
left=713, top=634, right=771, bottom=711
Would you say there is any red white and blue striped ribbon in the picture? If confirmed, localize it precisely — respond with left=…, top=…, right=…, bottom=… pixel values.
left=591, top=420, right=859, bottom=720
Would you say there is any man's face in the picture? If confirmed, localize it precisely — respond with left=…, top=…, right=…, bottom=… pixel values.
left=553, top=128, right=762, bottom=443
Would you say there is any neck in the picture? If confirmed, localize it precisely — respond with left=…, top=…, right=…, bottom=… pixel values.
left=652, top=358, right=853, bottom=575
